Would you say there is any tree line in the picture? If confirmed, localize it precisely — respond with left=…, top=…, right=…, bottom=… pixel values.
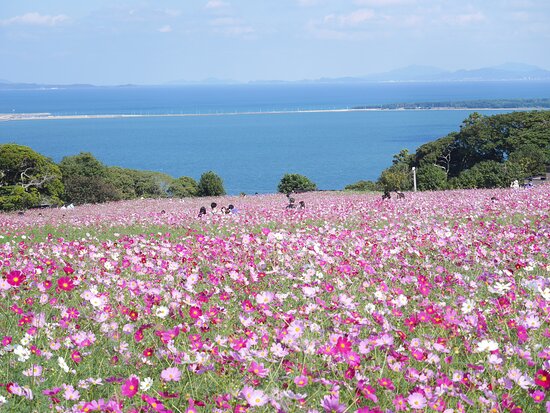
left=0, top=147, right=226, bottom=211
left=346, top=110, right=550, bottom=192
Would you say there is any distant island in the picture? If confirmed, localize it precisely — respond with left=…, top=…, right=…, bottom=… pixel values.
left=1, top=98, right=549, bottom=122
left=2, top=62, right=550, bottom=89
left=352, top=98, right=550, bottom=110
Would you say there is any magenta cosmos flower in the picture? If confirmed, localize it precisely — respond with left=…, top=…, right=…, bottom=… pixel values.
left=121, top=376, right=139, bottom=398
left=535, top=370, right=550, bottom=390
left=58, top=276, right=75, bottom=291
left=7, top=271, right=25, bottom=287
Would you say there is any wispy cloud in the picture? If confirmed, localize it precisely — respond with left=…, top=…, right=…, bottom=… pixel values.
left=158, top=25, right=173, bottom=33
left=323, top=9, right=376, bottom=27
left=354, top=0, right=414, bottom=6
left=205, top=1, right=230, bottom=9
left=297, top=0, right=321, bottom=6
left=443, top=11, right=485, bottom=25
left=210, top=17, right=254, bottom=36
left=1, top=12, right=70, bottom=27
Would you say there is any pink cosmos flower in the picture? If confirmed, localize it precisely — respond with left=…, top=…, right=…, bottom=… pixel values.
left=161, top=367, right=181, bottom=382
left=246, top=390, right=268, bottom=407
left=535, top=370, right=550, bottom=389
left=294, top=375, right=308, bottom=387
left=335, top=336, right=352, bottom=354
left=7, top=271, right=25, bottom=287
left=58, top=276, right=75, bottom=291
left=189, top=306, right=202, bottom=319
left=407, top=392, right=427, bottom=410
left=378, top=377, right=395, bottom=390
left=248, top=361, right=269, bottom=378
left=121, top=376, right=139, bottom=398
left=321, top=394, right=346, bottom=413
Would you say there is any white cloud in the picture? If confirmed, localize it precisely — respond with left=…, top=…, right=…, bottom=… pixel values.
left=354, top=0, right=414, bottom=6
left=443, top=11, right=485, bottom=25
left=209, top=17, right=254, bottom=36
left=210, top=17, right=239, bottom=27
left=297, top=0, right=320, bottom=6
left=1, top=12, right=69, bottom=27
left=206, top=1, right=230, bottom=9
left=324, top=9, right=376, bottom=27
left=158, top=25, right=173, bottom=33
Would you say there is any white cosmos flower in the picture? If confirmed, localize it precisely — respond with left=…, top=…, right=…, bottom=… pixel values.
left=461, top=299, right=475, bottom=314
left=58, top=356, right=70, bottom=373
left=155, top=306, right=169, bottom=318
left=489, top=282, right=511, bottom=295
left=475, top=339, right=498, bottom=352
left=140, top=377, right=153, bottom=391
left=538, top=287, right=550, bottom=301
left=13, top=345, right=31, bottom=362
left=90, top=296, right=104, bottom=307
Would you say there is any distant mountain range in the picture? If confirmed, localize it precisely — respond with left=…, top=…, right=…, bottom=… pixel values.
left=2, top=63, right=550, bottom=89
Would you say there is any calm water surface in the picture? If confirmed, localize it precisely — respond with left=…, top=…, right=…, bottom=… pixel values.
left=1, top=82, right=549, bottom=194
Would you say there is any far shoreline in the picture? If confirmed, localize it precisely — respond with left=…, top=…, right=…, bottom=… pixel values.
left=0, top=107, right=546, bottom=122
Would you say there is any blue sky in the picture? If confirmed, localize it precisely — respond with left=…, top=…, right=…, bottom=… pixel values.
left=1, top=0, right=549, bottom=84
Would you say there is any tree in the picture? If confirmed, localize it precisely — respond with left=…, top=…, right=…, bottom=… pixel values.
left=344, top=180, right=381, bottom=192
left=507, top=144, right=548, bottom=178
left=416, top=164, right=448, bottom=190
left=0, top=144, right=63, bottom=210
left=59, top=153, right=121, bottom=204
left=169, top=176, right=198, bottom=198
left=455, top=160, right=513, bottom=189
left=277, top=173, right=317, bottom=194
left=197, top=171, right=226, bottom=196
left=59, top=152, right=107, bottom=178
left=63, top=175, right=122, bottom=205
left=378, top=163, right=412, bottom=191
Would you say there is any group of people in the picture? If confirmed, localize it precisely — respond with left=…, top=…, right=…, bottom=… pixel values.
left=285, top=192, right=306, bottom=210
left=382, top=189, right=405, bottom=200
left=198, top=202, right=237, bottom=217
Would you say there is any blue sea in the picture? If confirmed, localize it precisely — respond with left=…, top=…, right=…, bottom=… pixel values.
left=1, top=82, right=549, bottom=194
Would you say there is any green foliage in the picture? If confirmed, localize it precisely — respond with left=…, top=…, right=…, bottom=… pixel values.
left=378, top=163, right=412, bottom=191
left=0, top=185, right=40, bottom=211
left=413, top=134, right=456, bottom=173
left=198, top=171, right=226, bottom=197
left=59, top=153, right=119, bottom=204
left=106, top=167, right=138, bottom=199
left=0, top=143, right=64, bottom=210
left=59, top=152, right=107, bottom=178
left=455, top=160, right=519, bottom=189
left=277, top=173, right=317, bottom=194
left=344, top=180, right=381, bottom=192
left=416, top=164, right=448, bottom=191
left=376, top=110, right=550, bottom=191
left=105, top=168, right=172, bottom=199
left=63, top=175, right=122, bottom=205
left=508, top=143, right=549, bottom=177
left=169, top=176, right=199, bottom=198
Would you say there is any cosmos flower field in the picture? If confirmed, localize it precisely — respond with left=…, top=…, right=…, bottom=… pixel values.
left=1, top=187, right=550, bottom=413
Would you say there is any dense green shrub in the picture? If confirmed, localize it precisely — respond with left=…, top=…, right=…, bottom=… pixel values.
left=63, top=175, right=122, bottom=205
left=0, top=186, right=40, bottom=211
left=344, top=180, right=381, bottom=192
left=417, top=164, right=448, bottom=190
left=455, top=160, right=517, bottom=189
left=198, top=171, right=226, bottom=196
left=277, top=173, right=317, bottom=194
left=169, top=176, right=199, bottom=198
left=378, top=164, right=412, bottom=191
left=0, top=143, right=64, bottom=210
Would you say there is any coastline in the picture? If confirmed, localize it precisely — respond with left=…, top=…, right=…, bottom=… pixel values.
left=1, top=107, right=546, bottom=122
